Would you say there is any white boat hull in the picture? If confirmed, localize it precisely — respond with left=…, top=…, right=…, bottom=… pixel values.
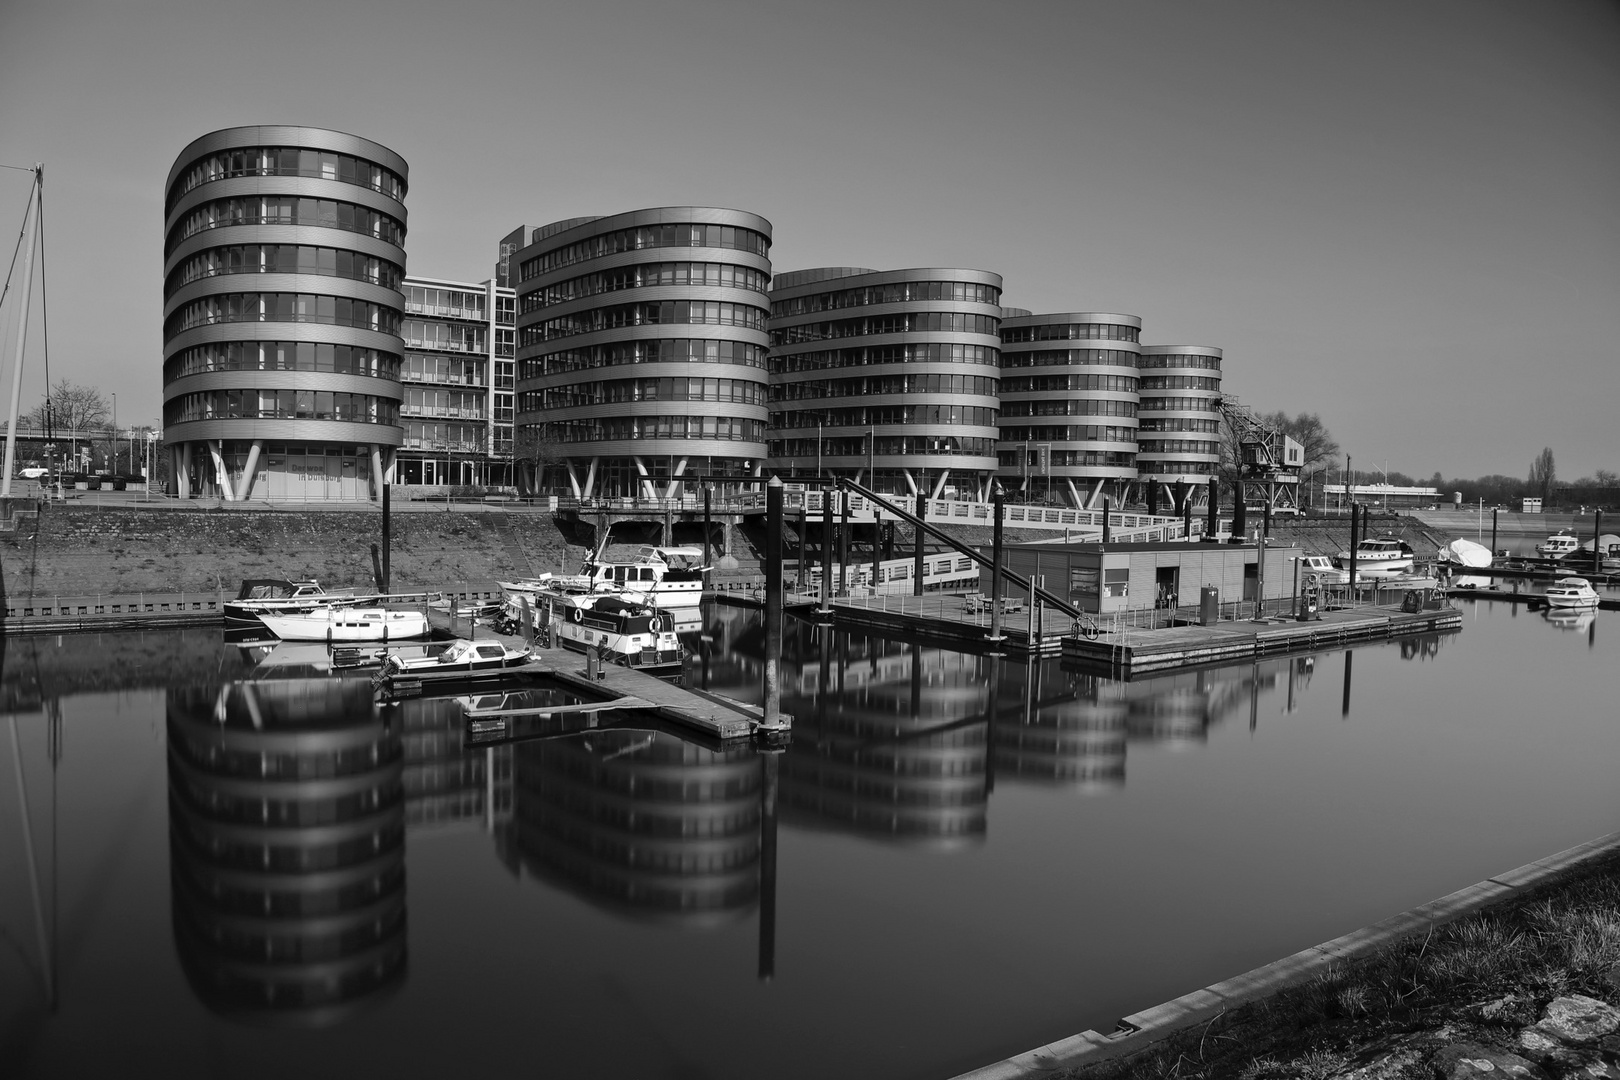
left=259, top=609, right=429, bottom=642
left=1545, top=593, right=1599, bottom=608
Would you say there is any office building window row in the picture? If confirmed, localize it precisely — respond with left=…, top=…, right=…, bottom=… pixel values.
left=1000, top=348, right=1139, bottom=369
left=1139, top=397, right=1220, bottom=413
left=768, top=435, right=997, bottom=458
left=772, top=405, right=997, bottom=429
left=165, top=390, right=399, bottom=425
left=998, top=424, right=1137, bottom=444
left=403, top=354, right=484, bottom=385
left=770, top=374, right=997, bottom=400
left=540, top=416, right=767, bottom=442
left=996, top=448, right=1135, bottom=468
left=525, top=262, right=770, bottom=310
left=521, top=222, right=769, bottom=279
left=770, top=343, right=996, bottom=373
left=1138, top=353, right=1221, bottom=370
left=520, top=338, right=766, bottom=378
left=1001, top=398, right=1137, bottom=418
left=1000, top=323, right=1140, bottom=343
left=1138, top=375, right=1221, bottom=391
left=168, top=245, right=403, bottom=292
left=166, top=293, right=401, bottom=337
left=402, top=388, right=486, bottom=418
left=402, top=421, right=485, bottom=451
left=1000, top=423, right=1136, bottom=443
left=999, top=373, right=1137, bottom=394
left=533, top=376, right=764, bottom=409
left=770, top=279, right=1001, bottom=318
left=1136, top=439, right=1221, bottom=456
left=405, top=285, right=486, bottom=321
left=164, top=341, right=400, bottom=382
left=1138, top=417, right=1220, bottom=433
left=402, top=319, right=485, bottom=353
left=167, top=146, right=405, bottom=212
left=771, top=311, right=999, bottom=345
left=169, top=197, right=405, bottom=254
left=495, top=293, right=515, bottom=326
left=525, top=300, right=766, bottom=343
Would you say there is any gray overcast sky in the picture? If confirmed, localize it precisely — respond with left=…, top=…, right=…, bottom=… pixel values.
left=2, top=0, right=1615, bottom=480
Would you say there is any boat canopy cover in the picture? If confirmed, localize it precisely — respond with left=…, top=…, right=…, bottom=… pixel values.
left=1578, top=533, right=1620, bottom=552
left=1439, top=538, right=1492, bottom=568
left=589, top=597, right=658, bottom=617
left=234, top=578, right=300, bottom=600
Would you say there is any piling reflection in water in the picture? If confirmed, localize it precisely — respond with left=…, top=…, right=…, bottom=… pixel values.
left=165, top=677, right=407, bottom=1025
left=495, top=728, right=763, bottom=925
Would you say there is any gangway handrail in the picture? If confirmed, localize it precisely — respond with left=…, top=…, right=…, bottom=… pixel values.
left=836, top=478, right=1084, bottom=622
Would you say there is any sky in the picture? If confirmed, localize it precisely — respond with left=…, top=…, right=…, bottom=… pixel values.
left=1, top=0, right=1615, bottom=481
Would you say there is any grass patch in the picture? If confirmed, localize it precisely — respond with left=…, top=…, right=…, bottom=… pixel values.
left=1064, top=851, right=1620, bottom=1078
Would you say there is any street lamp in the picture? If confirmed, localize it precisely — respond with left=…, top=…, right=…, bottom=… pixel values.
left=110, top=392, right=117, bottom=472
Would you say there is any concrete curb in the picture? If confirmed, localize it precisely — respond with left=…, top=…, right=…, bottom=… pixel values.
left=950, top=828, right=1620, bottom=1080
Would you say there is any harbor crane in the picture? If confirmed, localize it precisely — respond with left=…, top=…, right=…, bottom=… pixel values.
left=1219, top=394, right=1304, bottom=513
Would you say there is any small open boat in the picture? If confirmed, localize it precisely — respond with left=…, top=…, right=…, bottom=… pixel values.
left=377, top=637, right=530, bottom=675
left=258, top=606, right=429, bottom=642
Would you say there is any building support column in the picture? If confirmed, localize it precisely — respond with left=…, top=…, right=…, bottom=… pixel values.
left=931, top=470, right=951, bottom=500
left=238, top=439, right=264, bottom=501
left=902, top=470, right=919, bottom=496
left=1064, top=478, right=1082, bottom=508
left=664, top=456, right=688, bottom=500
left=207, top=440, right=236, bottom=501
left=370, top=444, right=385, bottom=500
left=173, top=445, right=187, bottom=499
left=1084, top=478, right=1105, bottom=510
left=582, top=457, right=598, bottom=499
left=632, top=456, right=657, bottom=500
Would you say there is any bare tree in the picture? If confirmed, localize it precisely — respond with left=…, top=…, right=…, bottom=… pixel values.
left=26, top=379, right=109, bottom=437
left=512, top=422, right=567, bottom=496
left=1528, top=447, right=1556, bottom=502
left=1261, top=410, right=1341, bottom=471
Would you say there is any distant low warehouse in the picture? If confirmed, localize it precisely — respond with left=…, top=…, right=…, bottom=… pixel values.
left=1004, top=539, right=1301, bottom=615
left=1322, top=484, right=1439, bottom=512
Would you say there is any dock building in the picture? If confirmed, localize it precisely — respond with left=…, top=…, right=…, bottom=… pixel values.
left=1134, top=345, right=1224, bottom=507
left=766, top=267, right=1004, bottom=500
left=996, top=310, right=1142, bottom=509
left=396, top=275, right=517, bottom=488
left=509, top=208, right=774, bottom=499
left=162, top=126, right=409, bottom=501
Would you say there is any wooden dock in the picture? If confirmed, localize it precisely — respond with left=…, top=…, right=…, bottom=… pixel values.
left=418, top=605, right=782, bottom=741
left=1061, top=604, right=1462, bottom=676
left=1446, top=585, right=1619, bottom=610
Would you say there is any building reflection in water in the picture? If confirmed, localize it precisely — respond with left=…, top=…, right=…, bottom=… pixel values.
left=495, top=728, right=763, bottom=927
left=165, top=677, right=407, bottom=1025
left=777, top=623, right=990, bottom=846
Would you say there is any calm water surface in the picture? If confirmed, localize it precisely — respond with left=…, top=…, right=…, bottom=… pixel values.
left=1, top=595, right=1616, bottom=1079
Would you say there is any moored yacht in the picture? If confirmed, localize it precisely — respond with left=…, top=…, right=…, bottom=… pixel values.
left=1341, top=537, right=1415, bottom=578
left=1544, top=577, right=1600, bottom=608
left=1536, top=530, right=1580, bottom=559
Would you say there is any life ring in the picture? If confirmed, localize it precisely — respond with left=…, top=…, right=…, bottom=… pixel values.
left=1303, top=573, right=1320, bottom=589
left=569, top=607, right=583, bottom=623
left=649, top=616, right=663, bottom=632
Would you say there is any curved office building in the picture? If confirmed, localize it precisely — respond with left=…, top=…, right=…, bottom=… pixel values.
left=997, top=311, right=1140, bottom=508
left=511, top=208, right=773, bottom=498
left=163, top=126, right=408, bottom=501
left=1135, top=345, right=1223, bottom=506
left=768, top=267, right=1003, bottom=500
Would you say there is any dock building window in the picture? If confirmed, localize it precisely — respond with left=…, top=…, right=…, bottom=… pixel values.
left=520, top=223, right=770, bottom=279
left=166, top=293, right=401, bottom=337
left=168, top=197, right=405, bottom=253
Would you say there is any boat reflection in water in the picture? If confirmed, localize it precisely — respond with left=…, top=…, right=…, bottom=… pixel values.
left=165, top=676, right=408, bottom=1025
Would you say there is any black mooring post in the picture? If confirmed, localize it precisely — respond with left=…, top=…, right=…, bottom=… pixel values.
left=703, top=485, right=712, bottom=588
left=763, top=478, right=784, bottom=731
left=1207, top=478, right=1219, bottom=540
left=1102, top=497, right=1111, bottom=544
left=381, top=483, right=391, bottom=593
left=870, top=509, right=881, bottom=594
left=1348, top=504, right=1360, bottom=598
left=838, top=497, right=850, bottom=595
left=1594, top=510, right=1604, bottom=575
left=1232, top=488, right=1247, bottom=542
left=1492, top=507, right=1498, bottom=559
left=913, top=491, right=926, bottom=597
left=797, top=506, right=808, bottom=591
left=989, top=486, right=1006, bottom=642
left=1183, top=496, right=1193, bottom=541
left=1146, top=482, right=1159, bottom=516
left=757, top=749, right=779, bottom=982
left=819, top=488, right=835, bottom=615
left=1263, top=497, right=1273, bottom=538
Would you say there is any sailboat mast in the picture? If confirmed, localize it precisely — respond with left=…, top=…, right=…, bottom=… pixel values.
left=2, top=163, right=43, bottom=497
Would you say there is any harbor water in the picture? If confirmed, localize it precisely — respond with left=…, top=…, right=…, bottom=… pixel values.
left=1, top=592, right=1617, bottom=1079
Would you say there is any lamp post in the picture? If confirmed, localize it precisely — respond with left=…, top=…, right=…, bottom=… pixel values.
left=110, top=392, right=117, bottom=473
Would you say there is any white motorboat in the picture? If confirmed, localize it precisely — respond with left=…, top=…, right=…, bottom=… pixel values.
left=523, top=545, right=708, bottom=609
left=1343, top=537, right=1415, bottom=578
left=1543, top=577, right=1600, bottom=608
left=1437, top=538, right=1492, bottom=569
left=1536, top=530, right=1580, bottom=559
left=373, top=637, right=529, bottom=682
left=224, top=577, right=375, bottom=631
left=258, top=606, right=429, bottom=642
left=543, top=594, right=684, bottom=675
left=1297, top=554, right=1349, bottom=585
